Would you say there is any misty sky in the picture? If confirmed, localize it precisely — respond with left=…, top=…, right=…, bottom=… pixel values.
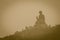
left=0, top=0, right=60, bottom=37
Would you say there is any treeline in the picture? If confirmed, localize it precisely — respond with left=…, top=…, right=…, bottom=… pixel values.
left=0, top=24, right=60, bottom=40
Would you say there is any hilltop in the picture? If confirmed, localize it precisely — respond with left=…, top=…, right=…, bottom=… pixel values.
left=0, top=11, right=60, bottom=40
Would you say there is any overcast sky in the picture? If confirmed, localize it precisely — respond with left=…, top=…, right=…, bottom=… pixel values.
left=0, top=0, right=60, bottom=38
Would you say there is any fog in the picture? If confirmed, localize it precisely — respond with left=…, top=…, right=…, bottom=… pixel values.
left=0, top=0, right=60, bottom=37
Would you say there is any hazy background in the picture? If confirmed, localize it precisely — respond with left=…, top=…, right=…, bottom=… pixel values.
left=0, top=0, right=60, bottom=37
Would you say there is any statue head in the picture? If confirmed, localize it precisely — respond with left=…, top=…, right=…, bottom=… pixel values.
left=39, top=11, right=42, bottom=15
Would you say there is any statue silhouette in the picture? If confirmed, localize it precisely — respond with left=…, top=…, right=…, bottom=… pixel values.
left=35, top=11, right=45, bottom=27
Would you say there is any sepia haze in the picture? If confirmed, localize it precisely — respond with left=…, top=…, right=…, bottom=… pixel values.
left=0, top=0, right=60, bottom=37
